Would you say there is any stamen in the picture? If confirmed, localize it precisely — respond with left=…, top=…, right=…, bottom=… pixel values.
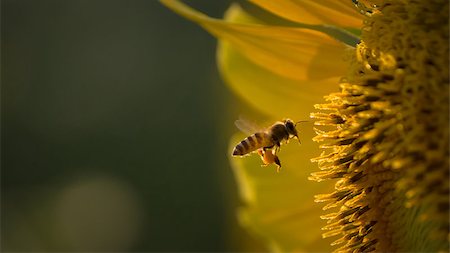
left=311, top=0, right=449, bottom=251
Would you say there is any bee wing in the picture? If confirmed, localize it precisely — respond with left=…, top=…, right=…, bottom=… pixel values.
left=234, top=116, right=265, bottom=135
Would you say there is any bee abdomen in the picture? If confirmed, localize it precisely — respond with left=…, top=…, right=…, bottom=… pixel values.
left=232, top=133, right=264, bottom=156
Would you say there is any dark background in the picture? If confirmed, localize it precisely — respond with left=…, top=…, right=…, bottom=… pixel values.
left=2, top=0, right=264, bottom=251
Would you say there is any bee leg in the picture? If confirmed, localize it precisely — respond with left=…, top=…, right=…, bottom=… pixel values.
left=263, top=145, right=274, bottom=151
left=274, top=142, right=281, bottom=153
left=295, top=134, right=301, bottom=144
left=257, top=149, right=267, bottom=167
left=275, top=157, right=282, bottom=173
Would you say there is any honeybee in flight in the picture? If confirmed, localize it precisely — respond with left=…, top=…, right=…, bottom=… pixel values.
left=232, top=118, right=306, bottom=171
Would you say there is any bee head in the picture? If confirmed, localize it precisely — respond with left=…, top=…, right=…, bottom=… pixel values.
left=284, top=119, right=298, bottom=137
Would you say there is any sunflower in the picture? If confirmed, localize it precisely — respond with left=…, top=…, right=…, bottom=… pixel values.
left=161, top=0, right=449, bottom=252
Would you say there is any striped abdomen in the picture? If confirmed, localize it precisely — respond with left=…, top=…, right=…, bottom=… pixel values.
left=232, top=132, right=272, bottom=156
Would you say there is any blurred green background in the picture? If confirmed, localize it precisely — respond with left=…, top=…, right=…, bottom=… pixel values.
left=2, top=0, right=264, bottom=251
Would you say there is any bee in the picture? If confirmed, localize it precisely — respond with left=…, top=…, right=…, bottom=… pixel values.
left=257, top=148, right=282, bottom=172
left=232, top=119, right=301, bottom=156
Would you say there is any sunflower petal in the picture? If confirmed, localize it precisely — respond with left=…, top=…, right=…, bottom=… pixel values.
left=217, top=41, right=338, bottom=119
left=160, top=0, right=350, bottom=81
left=248, top=0, right=363, bottom=28
left=229, top=125, right=335, bottom=252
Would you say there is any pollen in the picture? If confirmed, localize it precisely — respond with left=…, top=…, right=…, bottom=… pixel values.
left=310, top=0, right=449, bottom=252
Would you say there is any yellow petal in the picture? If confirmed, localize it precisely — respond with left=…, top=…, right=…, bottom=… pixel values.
left=217, top=41, right=338, bottom=120
left=249, top=0, right=363, bottom=28
left=160, top=0, right=350, bottom=81
left=229, top=124, right=335, bottom=252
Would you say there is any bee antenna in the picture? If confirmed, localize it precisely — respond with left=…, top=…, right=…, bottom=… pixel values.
left=295, top=120, right=309, bottom=126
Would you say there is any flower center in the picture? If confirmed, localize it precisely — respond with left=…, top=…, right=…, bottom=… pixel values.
left=310, top=0, right=449, bottom=252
